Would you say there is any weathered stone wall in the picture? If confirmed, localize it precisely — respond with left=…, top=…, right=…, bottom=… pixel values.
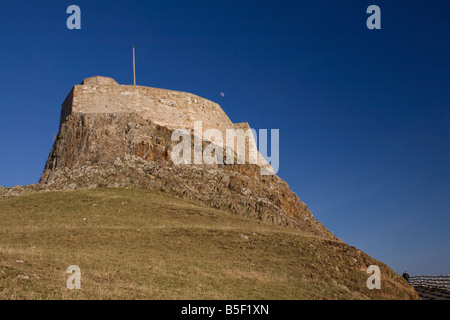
left=81, top=76, right=119, bottom=86
left=68, top=77, right=235, bottom=133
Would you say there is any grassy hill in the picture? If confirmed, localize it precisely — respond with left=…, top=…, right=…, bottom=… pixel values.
left=0, top=188, right=418, bottom=299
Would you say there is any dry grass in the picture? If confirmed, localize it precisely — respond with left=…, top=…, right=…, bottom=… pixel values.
left=0, top=188, right=417, bottom=300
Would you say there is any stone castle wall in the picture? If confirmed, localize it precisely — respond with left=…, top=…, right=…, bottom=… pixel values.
left=63, top=76, right=235, bottom=133
left=60, top=76, right=272, bottom=172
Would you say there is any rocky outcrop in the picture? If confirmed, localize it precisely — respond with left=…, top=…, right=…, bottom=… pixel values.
left=1, top=77, right=336, bottom=240
left=37, top=112, right=335, bottom=239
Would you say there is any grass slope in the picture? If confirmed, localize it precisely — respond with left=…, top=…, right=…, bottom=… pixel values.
left=0, top=188, right=417, bottom=299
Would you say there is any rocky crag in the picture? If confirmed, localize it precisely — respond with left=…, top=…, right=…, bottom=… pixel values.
left=1, top=76, right=333, bottom=239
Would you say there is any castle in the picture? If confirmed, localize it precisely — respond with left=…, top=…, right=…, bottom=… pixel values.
left=1, top=76, right=334, bottom=239
left=62, top=76, right=236, bottom=132
left=60, top=76, right=272, bottom=172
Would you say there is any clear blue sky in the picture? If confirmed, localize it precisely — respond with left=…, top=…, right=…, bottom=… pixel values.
left=0, top=1, right=448, bottom=275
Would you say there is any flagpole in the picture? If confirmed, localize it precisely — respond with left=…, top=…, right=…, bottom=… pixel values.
left=133, top=45, right=136, bottom=86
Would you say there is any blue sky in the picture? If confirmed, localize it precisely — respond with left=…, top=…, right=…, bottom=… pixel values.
left=0, top=1, right=448, bottom=275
